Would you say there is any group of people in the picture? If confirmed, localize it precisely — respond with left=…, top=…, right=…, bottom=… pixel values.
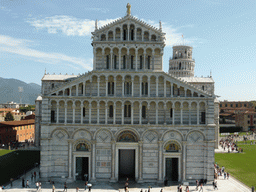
left=214, top=164, right=229, bottom=180
left=219, top=137, right=238, bottom=153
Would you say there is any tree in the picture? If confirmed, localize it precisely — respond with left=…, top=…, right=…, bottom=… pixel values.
left=5, top=112, right=14, bottom=121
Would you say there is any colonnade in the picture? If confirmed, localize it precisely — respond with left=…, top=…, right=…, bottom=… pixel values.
left=50, top=99, right=207, bottom=125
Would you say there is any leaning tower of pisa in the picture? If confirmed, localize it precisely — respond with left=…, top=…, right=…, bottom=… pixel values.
left=169, top=45, right=195, bottom=77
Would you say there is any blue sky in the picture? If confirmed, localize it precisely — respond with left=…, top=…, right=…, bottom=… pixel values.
left=0, top=0, right=255, bottom=101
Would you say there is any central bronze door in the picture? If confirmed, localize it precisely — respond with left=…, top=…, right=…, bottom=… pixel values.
left=166, top=158, right=178, bottom=181
left=119, top=149, right=135, bottom=180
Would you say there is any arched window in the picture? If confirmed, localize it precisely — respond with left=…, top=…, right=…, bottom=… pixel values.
left=142, top=105, right=146, bottom=119
left=165, top=143, right=180, bottom=152
left=131, top=55, right=134, bottom=69
left=179, top=62, right=181, bottom=70
left=202, top=85, right=205, bottom=91
left=101, top=34, right=106, bottom=41
left=114, top=55, right=117, bottom=69
left=151, top=34, right=156, bottom=41
left=108, top=82, right=114, bottom=95
left=141, top=82, right=148, bottom=95
left=140, top=55, right=143, bottom=69
left=109, top=105, right=113, bottom=117
left=76, top=143, right=89, bottom=151
left=106, top=55, right=109, bottom=69
left=147, top=56, right=151, bottom=69
left=123, top=55, right=126, bottom=69
left=124, top=104, right=131, bottom=117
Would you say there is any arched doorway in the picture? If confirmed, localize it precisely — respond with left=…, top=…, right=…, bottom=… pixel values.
left=117, top=131, right=138, bottom=181
left=164, top=142, right=181, bottom=182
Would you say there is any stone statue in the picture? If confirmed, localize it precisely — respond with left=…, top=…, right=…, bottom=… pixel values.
left=126, top=3, right=131, bottom=15
left=95, top=19, right=98, bottom=30
left=159, top=20, right=162, bottom=31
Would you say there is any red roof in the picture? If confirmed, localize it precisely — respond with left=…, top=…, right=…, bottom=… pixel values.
left=0, top=119, right=35, bottom=127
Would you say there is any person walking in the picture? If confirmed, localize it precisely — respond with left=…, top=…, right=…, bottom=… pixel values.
left=224, top=172, right=226, bottom=179
left=64, top=182, right=67, bottom=192
left=52, top=184, right=55, bottom=192
left=185, top=185, right=189, bottom=192
left=39, top=181, right=42, bottom=192
left=35, top=181, right=39, bottom=191
left=85, top=181, right=88, bottom=191
left=26, top=180, right=30, bottom=188
left=198, top=183, right=203, bottom=192
left=196, top=180, right=199, bottom=190
left=227, top=172, right=230, bottom=179
left=76, top=187, right=79, bottom=192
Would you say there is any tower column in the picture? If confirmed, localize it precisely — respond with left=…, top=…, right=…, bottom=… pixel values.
left=131, top=102, right=134, bottom=125
left=135, top=50, right=138, bottom=71
left=102, top=50, right=105, bottom=68
left=143, top=53, right=146, bottom=70
left=181, top=107, right=183, bottom=125
left=64, top=103, right=67, bottom=124
left=83, top=82, right=85, bottom=96
left=148, top=77, right=150, bottom=97
left=158, top=141, right=163, bottom=181
left=121, top=103, right=124, bottom=125
left=105, top=103, right=108, bottom=124
left=110, top=50, right=113, bottom=70
left=56, top=103, right=59, bottom=123
left=197, top=103, right=200, bottom=125
left=80, top=103, right=83, bottom=124
left=89, top=102, right=92, bottom=124
left=72, top=103, right=75, bottom=124
left=97, top=102, right=100, bottom=124
left=156, top=104, right=158, bottom=124
left=97, top=76, right=100, bottom=97
left=113, top=103, right=116, bottom=124
left=139, top=103, right=142, bottom=124
left=156, top=77, right=159, bottom=97
left=171, top=83, right=173, bottom=97
left=93, top=48, right=96, bottom=70
left=164, top=79, right=166, bottom=97
left=172, top=103, right=175, bottom=125
left=119, top=49, right=121, bottom=70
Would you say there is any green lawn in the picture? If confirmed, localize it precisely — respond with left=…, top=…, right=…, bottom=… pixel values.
left=215, top=144, right=256, bottom=187
left=0, top=150, right=40, bottom=185
left=0, top=149, right=13, bottom=156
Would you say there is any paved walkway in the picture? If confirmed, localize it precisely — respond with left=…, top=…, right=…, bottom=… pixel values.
left=2, top=167, right=251, bottom=192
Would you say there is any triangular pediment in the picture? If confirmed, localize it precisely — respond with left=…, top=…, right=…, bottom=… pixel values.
left=92, top=15, right=164, bottom=36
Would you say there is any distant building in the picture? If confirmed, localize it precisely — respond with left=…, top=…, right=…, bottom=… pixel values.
left=0, top=119, right=35, bottom=144
left=235, top=111, right=256, bottom=131
left=0, top=108, right=26, bottom=122
left=0, top=101, right=28, bottom=109
left=219, top=101, right=255, bottom=124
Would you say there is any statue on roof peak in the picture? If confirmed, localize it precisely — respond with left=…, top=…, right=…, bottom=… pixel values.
left=126, top=3, right=131, bottom=16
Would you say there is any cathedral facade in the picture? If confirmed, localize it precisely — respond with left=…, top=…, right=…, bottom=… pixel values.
left=36, top=4, right=218, bottom=183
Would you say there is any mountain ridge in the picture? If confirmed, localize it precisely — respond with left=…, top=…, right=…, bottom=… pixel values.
left=0, top=77, right=41, bottom=105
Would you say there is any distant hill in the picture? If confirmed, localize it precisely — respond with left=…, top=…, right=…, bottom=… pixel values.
left=0, top=77, right=41, bottom=105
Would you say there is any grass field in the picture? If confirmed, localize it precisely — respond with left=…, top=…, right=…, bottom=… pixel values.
left=215, top=144, right=256, bottom=187
left=0, top=150, right=40, bottom=185
left=0, top=149, right=13, bottom=156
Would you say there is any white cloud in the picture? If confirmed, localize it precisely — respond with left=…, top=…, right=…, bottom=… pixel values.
left=0, top=35, right=92, bottom=70
left=27, top=15, right=116, bottom=36
left=28, top=15, right=195, bottom=47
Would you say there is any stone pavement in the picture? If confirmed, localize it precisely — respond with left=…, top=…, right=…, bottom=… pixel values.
left=2, top=167, right=251, bottom=192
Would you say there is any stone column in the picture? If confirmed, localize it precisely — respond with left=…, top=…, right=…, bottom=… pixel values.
left=131, top=102, right=134, bottom=125
left=83, top=82, right=86, bottom=96
left=158, top=141, right=163, bottom=181
left=90, top=80, right=92, bottom=96
left=164, top=79, right=166, bottom=97
left=121, top=103, right=124, bottom=125
left=56, top=103, right=59, bottom=123
left=97, top=77, right=100, bottom=97
left=185, top=89, right=187, bottom=97
left=68, top=140, right=73, bottom=179
left=139, top=103, right=142, bottom=124
left=69, top=88, right=71, bottom=96
left=147, top=103, right=150, bottom=124
left=122, top=79, right=124, bottom=96
left=135, top=50, right=138, bottom=71
left=106, top=78, right=108, bottom=96
left=143, top=53, right=146, bottom=70
left=171, top=83, right=173, bottom=97
left=105, top=103, right=108, bottom=125
left=113, top=103, right=116, bottom=124
left=127, top=26, right=130, bottom=41
left=189, top=103, right=191, bottom=125
left=156, top=77, right=159, bottom=97
left=139, top=77, right=142, bottom=97
left=197, top=104, right=200, bottom=125
left=64, top=103, right=67, bottom=124
left=110, top=140, right=116, bottom=182
left=138, top=141, right=143, bottom=182
left=180, top=107, right=183, bottom=125
left=156, top=104, right=158, bottom=124
left=91, top=140, right=96, bottom=181
left=80, top=103, right=83, bottom=124
left=135, top=29, right=137, bottom=41
left=114, top=77, right=116, bottom=96
left=182, top=141, right=187, bottom=181
left=102, top=50, right=105, bottom=68
left=72, top=103, right=75, bottom=124
left=152, top=51, right=155, bottom=70
left=97, top=102, right=100, bottom=124
left=172, top=104, right=175, bottom=125
left=89, top=102, right=92, bottom=124
left=164, top=103, right=167, bottom=125
left=131, top=79, right=134, bottom=97
left=148, top=77, right=150, bottom=97
left=119, top=50, right=121, bottom=70
left=110, top=50, right=113, bottom=70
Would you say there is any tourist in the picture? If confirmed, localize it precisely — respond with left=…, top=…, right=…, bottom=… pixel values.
left=224, top=172, right=226, bottom=179
left=198, top=183, right=203, bottom=192
left=185, top=185, right=189, bottom=192
left=196, top=180, right=199, bottom=190
left=227, top=172, right=230, bottom=179
left=26, top=180, right=30, bottom=188
left=39, top=181, right=42, bottom=192
left=160, top=189, right=163, bottom=192
left=76, top=187, right=79, bottom=192
left=214, top=180, right=218, bottom=190
left=35, top=181, right=39, bottom=191
left=31, top=172, right=34, bottom=181
left=52, top=184, right=55, bottom=192
left=85, top=181, right=88, bottom=190
left=10, top=178, right=13, bottom=187
left=64, top=182, right=67, bottom=192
